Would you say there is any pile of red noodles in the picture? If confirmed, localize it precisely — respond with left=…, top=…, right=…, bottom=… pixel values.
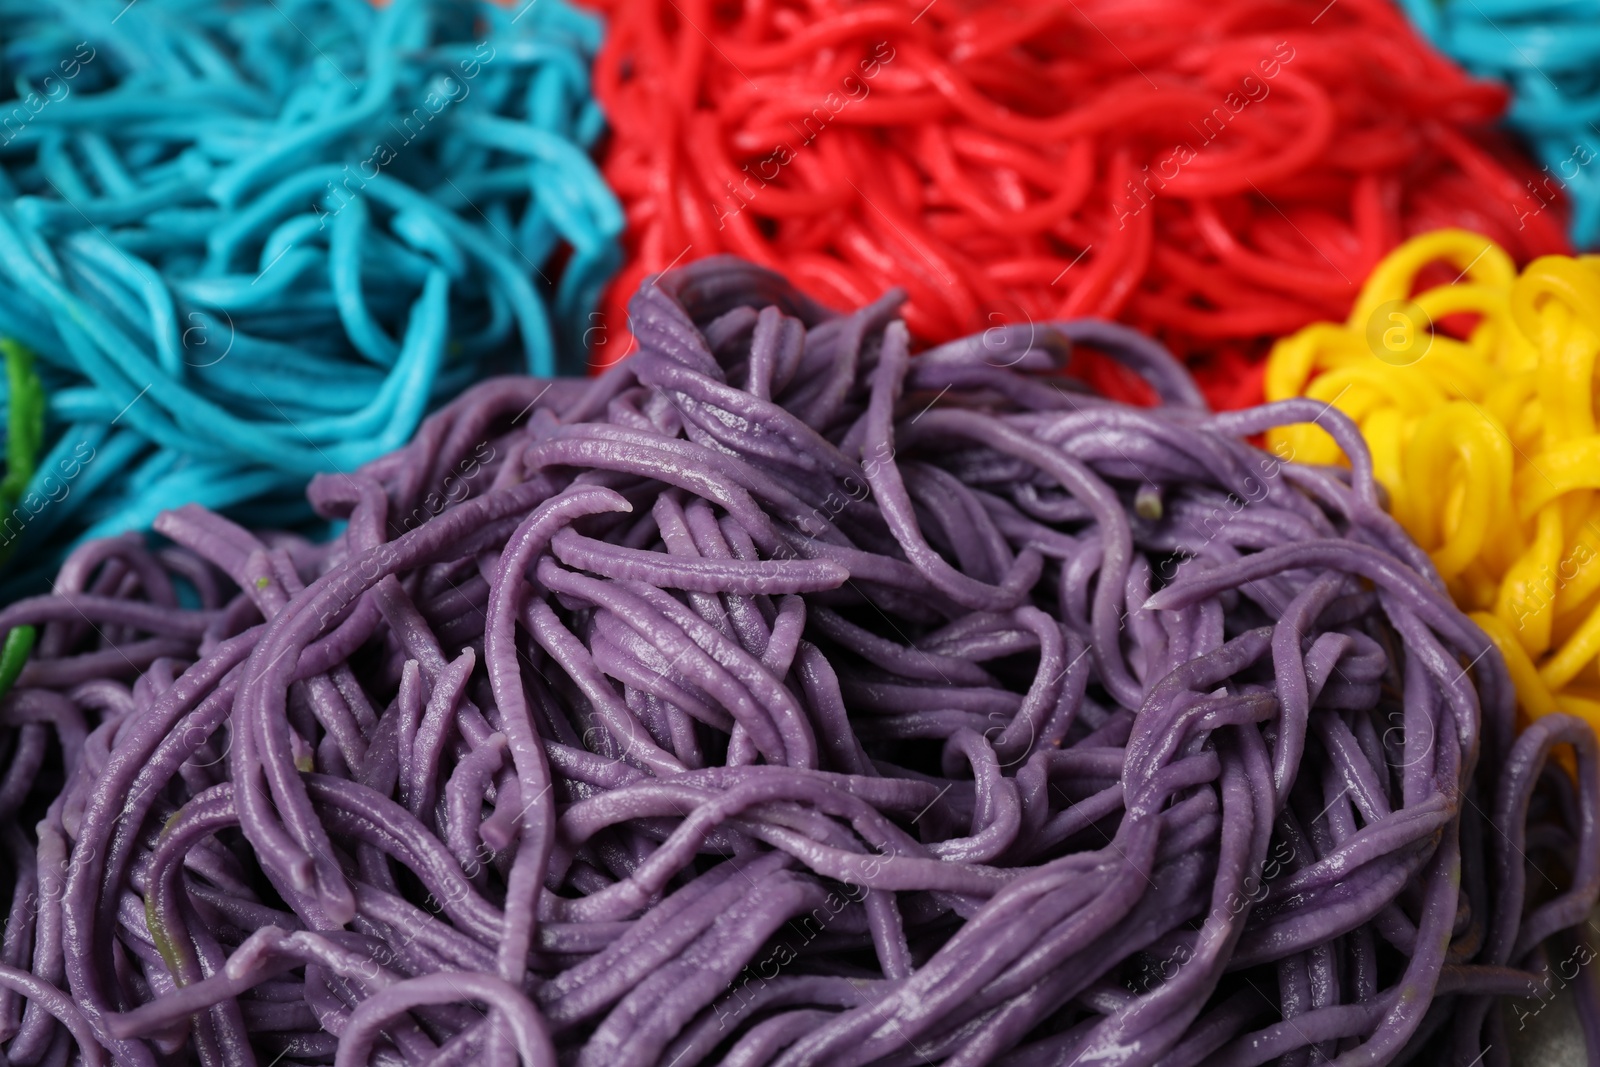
left=588, top=0, right=1567, bottom=408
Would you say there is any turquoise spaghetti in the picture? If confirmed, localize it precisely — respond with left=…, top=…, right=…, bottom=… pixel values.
left=0, top=0, right=621, bottom=590
left=1397, top=0, right=1600, bottom=247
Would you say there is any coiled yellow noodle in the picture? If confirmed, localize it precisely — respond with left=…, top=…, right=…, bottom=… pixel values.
left=1266, top=228, right=1600, bottom=727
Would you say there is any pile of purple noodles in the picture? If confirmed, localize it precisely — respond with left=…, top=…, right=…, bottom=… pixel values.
left=0, top=257, right=1596, bottom=1066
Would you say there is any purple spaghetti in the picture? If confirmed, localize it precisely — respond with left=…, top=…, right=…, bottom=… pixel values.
left=0, top=257, right=1593, bottom=1066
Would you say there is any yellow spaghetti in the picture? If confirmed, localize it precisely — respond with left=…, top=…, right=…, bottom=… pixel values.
left=1266, top=228, right=1600, bottom=729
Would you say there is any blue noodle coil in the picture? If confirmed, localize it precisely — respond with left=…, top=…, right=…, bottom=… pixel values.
left=0, top=0, right=621, bottom=590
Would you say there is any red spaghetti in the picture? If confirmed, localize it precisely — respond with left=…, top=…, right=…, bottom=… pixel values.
left=587, top=0, right=1566, bottom=406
